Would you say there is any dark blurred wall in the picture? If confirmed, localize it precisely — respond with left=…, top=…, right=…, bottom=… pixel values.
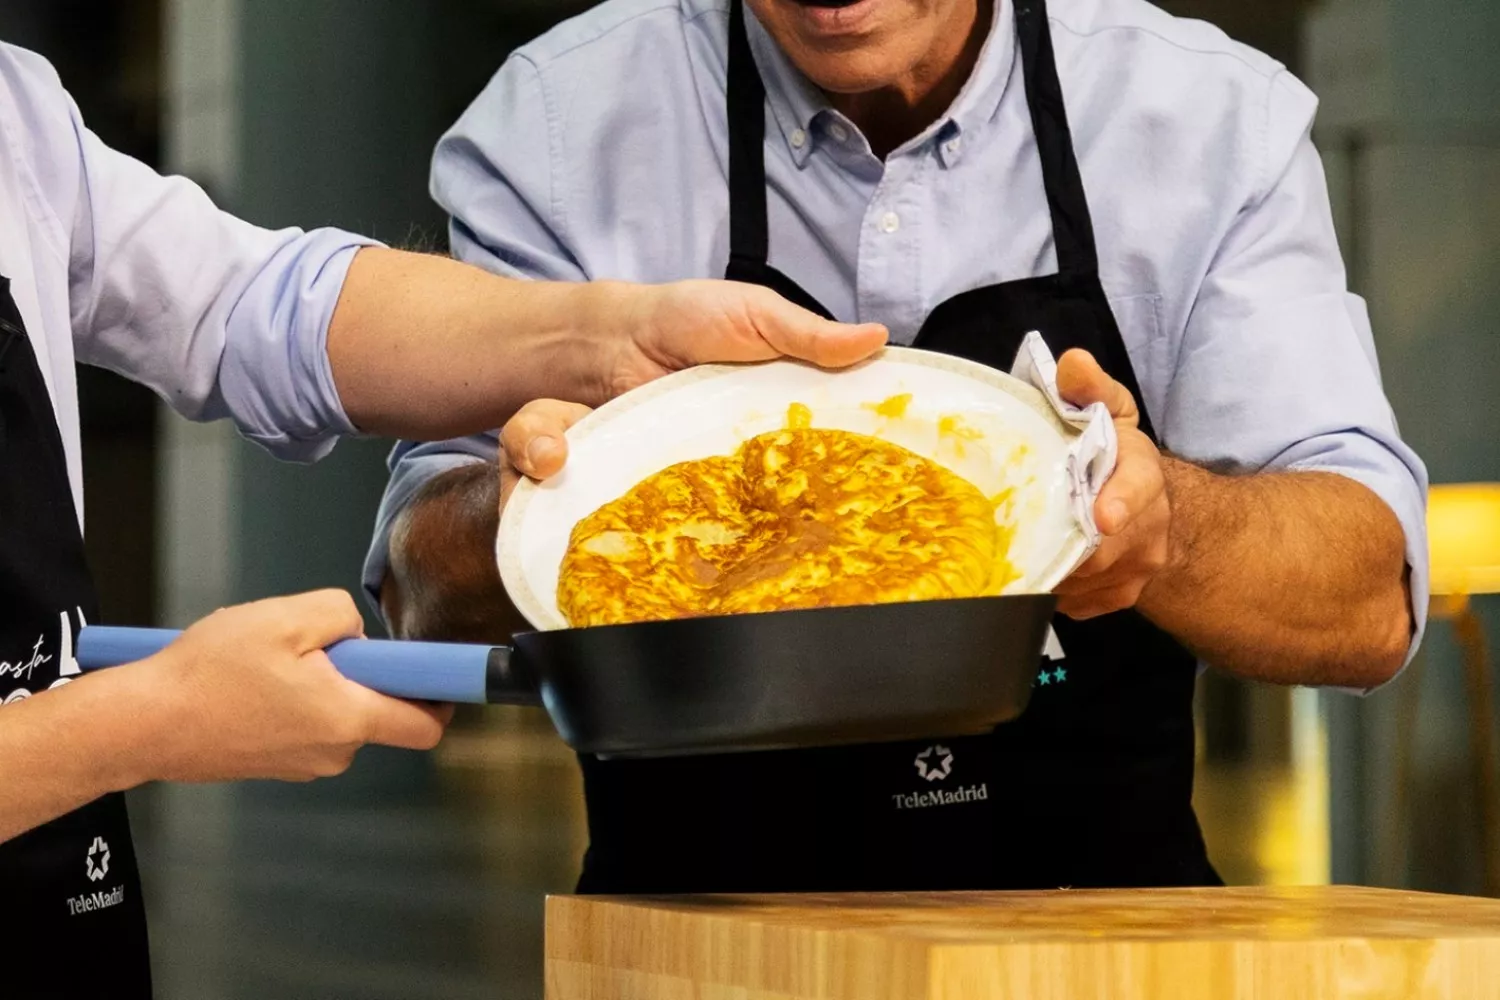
left=227, top=0, right=449, bottom=632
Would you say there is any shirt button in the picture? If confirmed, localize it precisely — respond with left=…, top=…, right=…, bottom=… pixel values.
left=879, top=211, right=901, bottom=234
left=828, top=122, right=850, bottom=144
left=790, top=128, right=807, bottom=149
left=944, top=137, right=962, bottom=157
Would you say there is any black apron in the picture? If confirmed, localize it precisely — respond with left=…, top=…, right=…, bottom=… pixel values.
left=575, top=0, right=1219, bottom=894
left=0, top=275, right=153, bottom=996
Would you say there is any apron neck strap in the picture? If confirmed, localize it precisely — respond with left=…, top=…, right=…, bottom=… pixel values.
left=727, top=0, right=772, bottom=271
left=1014, top=0, right=1099, bottom=274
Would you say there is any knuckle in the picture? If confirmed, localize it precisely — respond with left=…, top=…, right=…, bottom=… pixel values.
left=499, top=414, right=540, bottom=447
left=326, top=587, right=358, bottom=613
left=1142, top=544, right=1169, bottom=575
left=521, top=399, right=572, bottom=427
left=417, top=719, right=445, bottom=751
left=542, top=398, right=582, bottom=419
left=329, top=712, right=367, bottom=748
left=266, top=616, right=302, bottom=648
left=314, top=753, right=354, bottom=779
left=1075, top=548, right=1115, bottom=579
left=310, top=587, right=355, bottom=617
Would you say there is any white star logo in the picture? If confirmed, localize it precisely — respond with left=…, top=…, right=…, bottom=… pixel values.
left=914, top=745, right=954, bottom=782
left=85, top=836, right=110, bottom=882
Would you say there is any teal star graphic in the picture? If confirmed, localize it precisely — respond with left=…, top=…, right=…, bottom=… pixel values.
left=1053, top=666, right=1068, bottom=683
left=1037, top=670, right=1052, bottom=686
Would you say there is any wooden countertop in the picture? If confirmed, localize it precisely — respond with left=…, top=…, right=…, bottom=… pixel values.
left=546, top=886, right=1500, bottom=999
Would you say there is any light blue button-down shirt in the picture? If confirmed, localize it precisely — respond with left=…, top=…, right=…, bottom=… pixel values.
left=367, top=0, right=1430, bottom=660
left=0, top=42, right=370, bottom=524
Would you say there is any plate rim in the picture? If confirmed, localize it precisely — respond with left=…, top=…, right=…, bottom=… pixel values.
left=497, top=346, right=1088, bottom=631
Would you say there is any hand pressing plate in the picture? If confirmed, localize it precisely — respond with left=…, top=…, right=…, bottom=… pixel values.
left=497, top=344, right=1110, bottom=632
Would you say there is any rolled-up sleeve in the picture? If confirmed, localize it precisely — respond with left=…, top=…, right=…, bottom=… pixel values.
left=1161, top=70, right=1430, bottom=675
left=4, top=42, right=375, bottom=463
left=363, top=53, right=586, bottom=608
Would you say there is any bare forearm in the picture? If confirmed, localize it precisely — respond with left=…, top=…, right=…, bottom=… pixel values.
left=326, top=248, right=624, bottom=439
left=1139, top=459, right=1412, bottom=687
left=383, top=464, right=524, bottom=643
left=0, top=668, right=158, bottom=843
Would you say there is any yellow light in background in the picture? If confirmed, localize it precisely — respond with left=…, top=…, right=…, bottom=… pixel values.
left=1421, top=483, right=1500, bottom=896
left=1263, top=687, right=1331, bottom=885
left=1428, top=483, right=1500, bottom=598
left=1193, top=683, right=1331, bottom=887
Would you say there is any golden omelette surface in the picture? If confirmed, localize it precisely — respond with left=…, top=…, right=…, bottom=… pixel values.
left=556, top=426, right=1012, bottom=627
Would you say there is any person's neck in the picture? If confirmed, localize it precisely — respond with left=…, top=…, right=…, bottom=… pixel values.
left=827, top=0, right=993, bottom=159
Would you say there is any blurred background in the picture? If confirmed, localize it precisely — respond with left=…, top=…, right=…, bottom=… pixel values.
left=0, top=0, right=1495, bottom=996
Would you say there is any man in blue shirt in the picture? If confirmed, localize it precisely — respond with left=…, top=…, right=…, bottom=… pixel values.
left=373, top=0, right=1428, bottom=894
left=0, top=39, right=884, bottom=996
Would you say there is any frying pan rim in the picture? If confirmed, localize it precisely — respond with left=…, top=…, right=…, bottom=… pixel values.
left=510, top=592, right=1058, bottom=756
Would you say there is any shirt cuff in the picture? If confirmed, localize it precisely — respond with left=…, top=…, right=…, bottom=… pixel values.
left=1280, top=433, right=1431, bottom=692
left=220, top=231, right=380, bottom=463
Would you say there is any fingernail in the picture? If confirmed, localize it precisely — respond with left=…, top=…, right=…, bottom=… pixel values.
left=525, top=436, right=561, bottom=469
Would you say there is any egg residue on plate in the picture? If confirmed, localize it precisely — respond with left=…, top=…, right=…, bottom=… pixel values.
left=555, top=402, right=1020, bottom=627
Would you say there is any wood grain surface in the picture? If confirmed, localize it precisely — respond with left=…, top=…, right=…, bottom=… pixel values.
left=545, top=886, right=1500, bottom=999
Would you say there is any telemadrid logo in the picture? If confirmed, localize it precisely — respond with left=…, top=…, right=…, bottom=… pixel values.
left=913, top=745, right=954, bottom=782
left=896, top=745, right=988, bottom=810
left=85, top=836, right=110, bottom=882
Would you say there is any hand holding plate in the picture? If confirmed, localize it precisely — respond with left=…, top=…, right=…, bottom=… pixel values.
left=1051, top=349, right=1170, bottom=620
left=597, top=280, right=888, bottom=401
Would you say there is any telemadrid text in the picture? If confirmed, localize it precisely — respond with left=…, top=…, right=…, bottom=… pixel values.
left=892, top=783, right=989, bottom=810
left=67, top=886, right=125, bottom=916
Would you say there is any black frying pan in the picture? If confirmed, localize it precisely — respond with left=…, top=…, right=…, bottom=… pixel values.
left=78, top=594, right=1054, bottom=757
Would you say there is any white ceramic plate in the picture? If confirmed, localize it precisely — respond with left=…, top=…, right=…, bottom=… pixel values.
left=496, top=346, right=1091, bottom=631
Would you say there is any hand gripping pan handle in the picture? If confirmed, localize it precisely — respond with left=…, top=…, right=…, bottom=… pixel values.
left=75, top=626, right=540, bottom=706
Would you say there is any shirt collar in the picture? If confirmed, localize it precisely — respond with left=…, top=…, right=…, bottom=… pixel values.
left=743, top=5, right=830, bottom=168
left=742, top=0, right=1016, bottom=168
left=937, top=0, right=1015, bottom=163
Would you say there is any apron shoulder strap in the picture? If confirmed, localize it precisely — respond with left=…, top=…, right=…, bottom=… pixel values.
left=726, top=0, right=772, bottom=271
left=1014, top=0, right=1100, bottom=276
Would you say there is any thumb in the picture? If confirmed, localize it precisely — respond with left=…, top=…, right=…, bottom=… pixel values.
left=1055, top=349, right=1139, bottom=426
left=352, top=685, right=449, bottom=750
left=499, top=399, right=592, bottom=480
left=747, top=290, right=888, bottom=369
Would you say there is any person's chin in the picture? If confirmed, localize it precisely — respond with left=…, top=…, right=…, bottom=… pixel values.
left=789, top=46, right=905, bottom=94
left=799, top=64, right=896, bottom=95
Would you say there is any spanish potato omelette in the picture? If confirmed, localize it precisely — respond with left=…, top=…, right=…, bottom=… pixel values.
left=557, top=412, right=1017, bottom=627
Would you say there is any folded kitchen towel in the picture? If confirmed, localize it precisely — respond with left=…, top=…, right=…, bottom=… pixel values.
left=1010, top=332, right=1118, bottom=663
left=1010, top=330, right=1118, bottom=555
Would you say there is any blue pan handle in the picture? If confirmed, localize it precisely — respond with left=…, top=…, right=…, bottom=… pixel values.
left=76, top=626, right=537, bottom=706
